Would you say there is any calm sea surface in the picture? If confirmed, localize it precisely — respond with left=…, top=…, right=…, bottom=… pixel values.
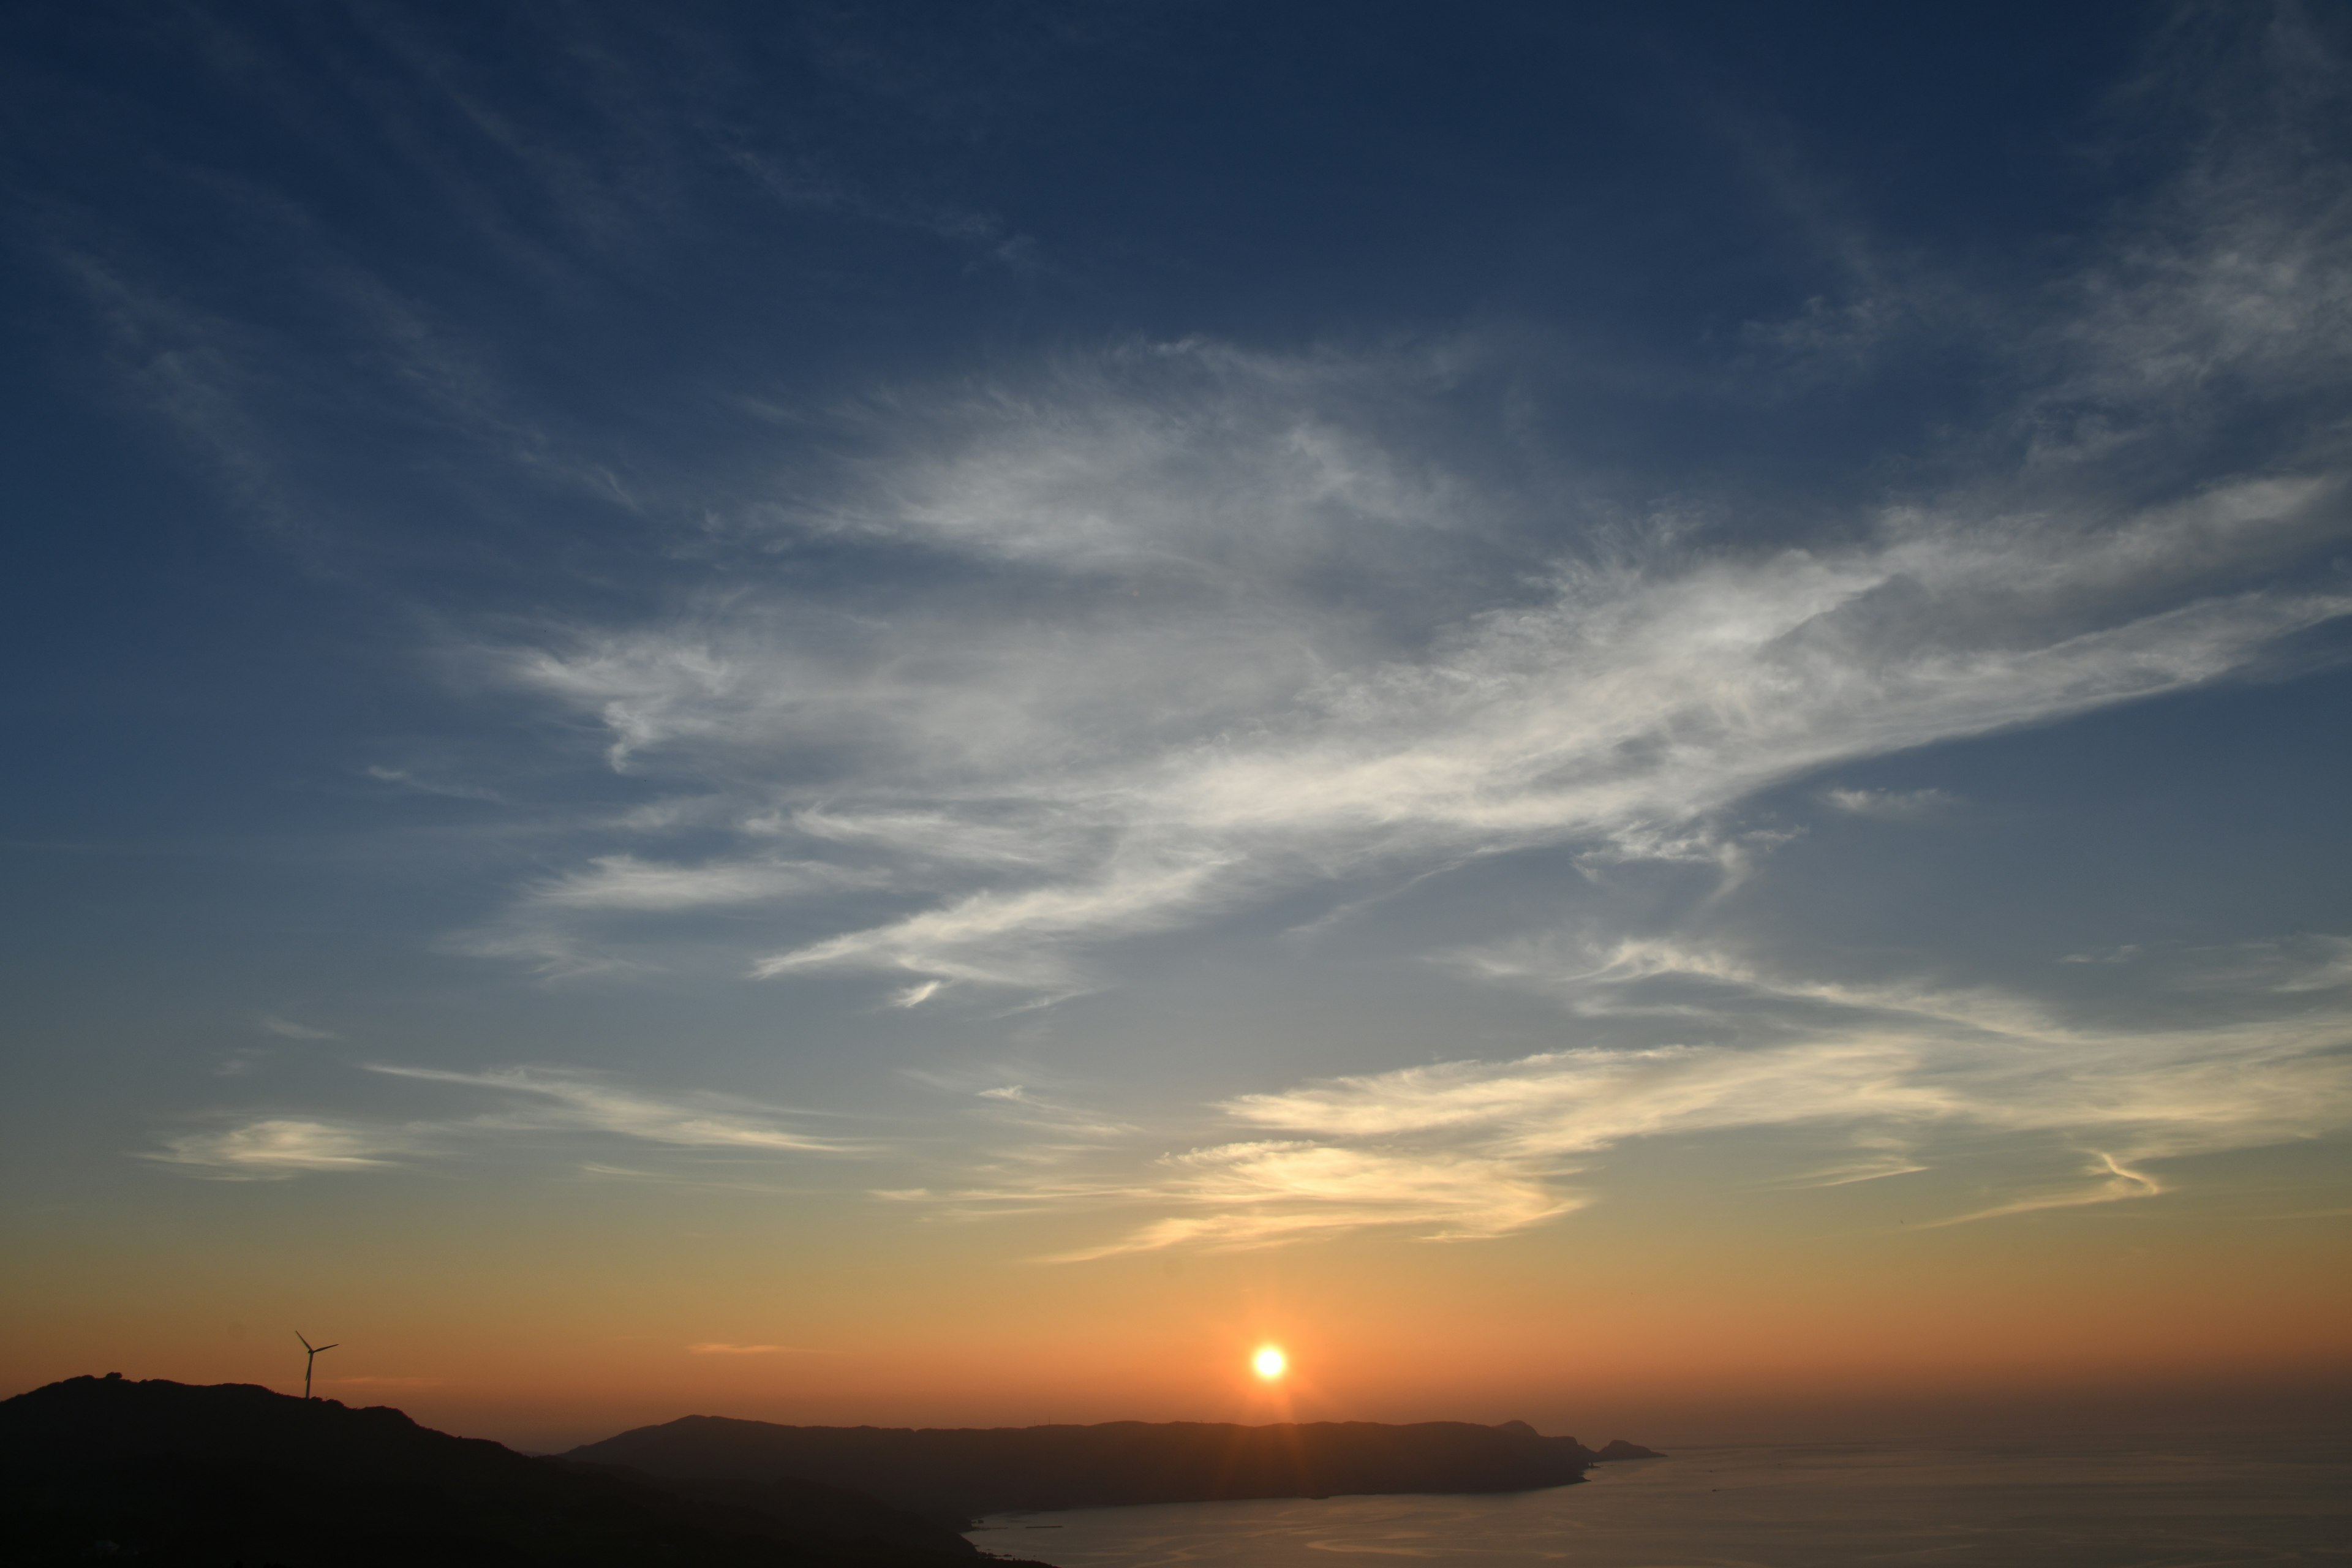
left=969, top=1436, right=2352, bottom=1567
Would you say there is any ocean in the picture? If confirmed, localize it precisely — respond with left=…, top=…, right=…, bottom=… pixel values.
left=970, top=1435, right=2352, bottom=1567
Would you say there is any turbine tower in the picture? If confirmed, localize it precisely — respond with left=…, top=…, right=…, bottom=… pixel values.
left=295, top=1331, right=339, bottom=1400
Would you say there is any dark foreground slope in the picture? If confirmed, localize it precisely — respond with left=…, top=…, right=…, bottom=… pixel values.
left=569, top=1417, right=1605, bottom=1517
left=0, top=1376, right=1014, bottom=1568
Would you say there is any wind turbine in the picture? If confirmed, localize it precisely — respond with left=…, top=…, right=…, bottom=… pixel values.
left=295, top=1331, right=339, bottom=1400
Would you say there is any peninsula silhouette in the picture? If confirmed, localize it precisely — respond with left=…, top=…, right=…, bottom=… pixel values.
left=568, top=1415, right=1657, bottom=1518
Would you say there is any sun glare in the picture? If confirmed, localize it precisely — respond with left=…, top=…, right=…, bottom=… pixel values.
left=1253, top=1346, right=1287, bottom=1379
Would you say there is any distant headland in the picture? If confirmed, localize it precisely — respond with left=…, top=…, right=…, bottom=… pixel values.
left=567, top=1414, right=1666, bottom=1518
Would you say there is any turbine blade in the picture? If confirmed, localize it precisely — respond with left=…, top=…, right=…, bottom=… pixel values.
left=317, top=1344, right=339, bottom=1352
left=296, top=1333, right=312, bottom=1350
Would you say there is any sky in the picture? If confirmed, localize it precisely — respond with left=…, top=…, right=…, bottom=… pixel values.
left=3, top=1, right=2350, bottom=1450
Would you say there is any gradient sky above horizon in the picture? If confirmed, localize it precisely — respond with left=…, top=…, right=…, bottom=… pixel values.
left=4, top=0, right=2351, bottom=1447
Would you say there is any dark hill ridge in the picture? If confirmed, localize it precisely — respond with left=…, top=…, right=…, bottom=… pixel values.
left=568, top=1415, right=1651, bottom=1517
left=0, top=1375, right=1006, bottom=1568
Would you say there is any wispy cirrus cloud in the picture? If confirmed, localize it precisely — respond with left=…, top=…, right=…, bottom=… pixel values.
left=55, top=7, right=2344, bottom=1019
left=363, top=1065, right=866, bottom=1154
left=972, top=1085, right=1142, bottom=1144
left=1926, top=1152, right=2166, bottom=1227
left=366, top=765, right=503, bottom=803
left=1820, top=786, right=1959, bottom=820
left=475, top=83, right=2352, bottom=999
left=1036, top=1142, right=1583, bottom=1264
left=258, top=1016, right=339, bottom=1041
left=494, top=450, right=2349, bottom=999
left=524, top=854, right=879, bottom=913
left=146, top=1118, right=409, bottom=1180
left=900, top=932, right=2352, bottom=1259
left=148, top=1065, right=867, bottom=1178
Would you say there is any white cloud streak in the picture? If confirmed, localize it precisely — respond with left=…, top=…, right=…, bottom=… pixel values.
left=147, top=1065, right=868, bottom=1178
left=1038, top=1142, right=1583, bottom=1263
left=1927, top=1152, right=2167, bottom=1227
left=145, top=1119, right=407, bottom=1179
left=1820, top=786, right=1959, bottom=820
left=366, top=765, right=503, bottom=802
left=527, top=855, right=876, bottom=913
left=363, top=1065, right=864, bottom=1153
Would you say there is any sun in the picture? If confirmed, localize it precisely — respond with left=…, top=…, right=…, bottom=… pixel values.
left=1252, top=1346, right=1287, bottom=1380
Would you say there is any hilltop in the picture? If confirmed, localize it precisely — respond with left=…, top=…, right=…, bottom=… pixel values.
left=0, top=1375, right=1009, bottom=1567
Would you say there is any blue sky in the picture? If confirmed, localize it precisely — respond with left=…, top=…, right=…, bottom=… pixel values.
left=4, top=1, right=2350, bottom=1425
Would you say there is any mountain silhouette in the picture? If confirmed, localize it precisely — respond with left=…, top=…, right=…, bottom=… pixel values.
left=1, top=1375, right=1017, bottom=1567
left=567, top=1415, right=1604, bottom=1517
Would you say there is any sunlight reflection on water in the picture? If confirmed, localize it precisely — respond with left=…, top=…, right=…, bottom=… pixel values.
left=971, top=1436, right=2352, bottom=1567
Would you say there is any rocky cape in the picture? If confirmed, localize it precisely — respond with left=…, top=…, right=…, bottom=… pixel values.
left=0, top=1375, right=1012, bottom=1568
left=567, top=1416, right=1662, bottom=1518
left=1594, top=1439, right=1665, bottom=1461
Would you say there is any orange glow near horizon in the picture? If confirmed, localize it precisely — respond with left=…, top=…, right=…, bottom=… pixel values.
left=4, top=1134, right=2350, bottom=1453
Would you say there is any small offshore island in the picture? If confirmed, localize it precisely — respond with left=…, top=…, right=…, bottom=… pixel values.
left=2, top=1374, right=1660, bottom=1565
